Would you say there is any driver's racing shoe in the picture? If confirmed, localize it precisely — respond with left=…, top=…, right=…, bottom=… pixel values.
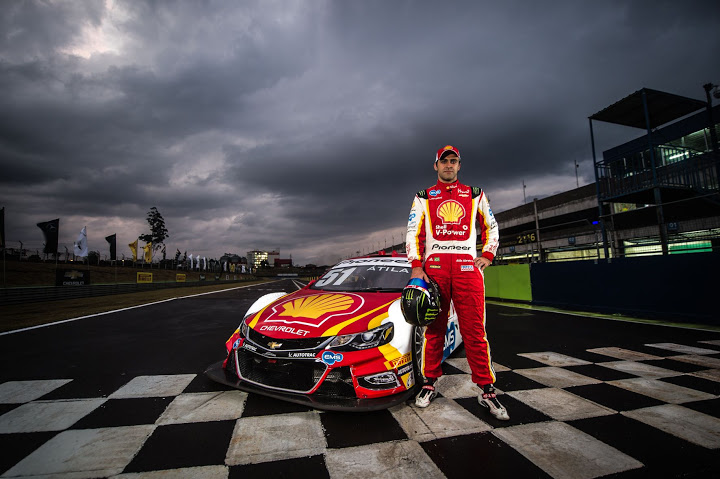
left=415, top=379, right=438, bottom=408
left=479, top=384, right=509, bottom=420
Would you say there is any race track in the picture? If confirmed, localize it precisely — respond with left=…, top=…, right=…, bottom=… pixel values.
left=1, top=279, right=719, bottom=478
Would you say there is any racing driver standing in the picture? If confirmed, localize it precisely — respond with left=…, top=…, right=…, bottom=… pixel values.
left=406, top=144, right=508, bottom=420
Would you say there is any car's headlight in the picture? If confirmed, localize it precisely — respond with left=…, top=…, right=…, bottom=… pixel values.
left=240, top=321, right=249, bottom=338
left=327, top=323, right=394, bottom=351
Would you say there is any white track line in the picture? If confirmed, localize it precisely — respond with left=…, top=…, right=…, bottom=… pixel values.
left=1, top=282, right=274, bottom=336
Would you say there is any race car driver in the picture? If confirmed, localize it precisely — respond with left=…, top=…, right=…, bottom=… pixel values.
left=406, top=144, right=508, bottom=420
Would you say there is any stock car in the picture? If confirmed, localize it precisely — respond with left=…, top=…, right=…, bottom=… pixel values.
left=205, top=254, right=463, bottom=411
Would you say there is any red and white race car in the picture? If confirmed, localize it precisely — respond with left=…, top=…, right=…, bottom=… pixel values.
left=206, top=254, right=462, bottom=411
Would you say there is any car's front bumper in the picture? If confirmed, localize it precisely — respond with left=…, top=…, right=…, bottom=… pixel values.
left=204, top=360, right=418, bottom=412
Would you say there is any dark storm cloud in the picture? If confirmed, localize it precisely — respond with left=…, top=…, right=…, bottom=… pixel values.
left=1, top=0, right=718, bottom=264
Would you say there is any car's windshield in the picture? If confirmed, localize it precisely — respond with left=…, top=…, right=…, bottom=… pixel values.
left=310, top=259, right=411, bottom=292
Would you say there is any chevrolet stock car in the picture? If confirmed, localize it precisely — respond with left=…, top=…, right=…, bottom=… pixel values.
left=205, top=255, right=463, bottom=411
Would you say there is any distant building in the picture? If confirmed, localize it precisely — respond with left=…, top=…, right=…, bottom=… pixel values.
left=274, top=258, right=292, bottom=268
left=247, top=250, right=268, bottom=270
left=495, top=87, right=720, bottom=263
left=247, top=249, right=291, bottom=269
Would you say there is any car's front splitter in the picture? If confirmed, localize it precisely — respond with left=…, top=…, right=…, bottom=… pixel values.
left=204, top=361, right=418, bottom=412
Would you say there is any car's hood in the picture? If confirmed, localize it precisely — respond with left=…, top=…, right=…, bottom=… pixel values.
left=246, top=288, right=400, bottom=339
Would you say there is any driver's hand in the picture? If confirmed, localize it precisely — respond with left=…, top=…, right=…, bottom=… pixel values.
left=411, top=266, right=429, bottom=282
left=475, top=256, right=491, bottom=271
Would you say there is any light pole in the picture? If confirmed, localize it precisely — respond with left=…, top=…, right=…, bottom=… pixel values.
left=575, top=159, right=579, bottom=187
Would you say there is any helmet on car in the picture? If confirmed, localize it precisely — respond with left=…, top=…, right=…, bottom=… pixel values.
left=400, top=277, right=441, bottom=327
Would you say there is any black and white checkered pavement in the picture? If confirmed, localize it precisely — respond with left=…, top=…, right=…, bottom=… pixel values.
left=2, top=339, right=719, bottom=478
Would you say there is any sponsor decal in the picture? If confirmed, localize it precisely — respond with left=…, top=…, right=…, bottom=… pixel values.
left=461, top=264, right=474, bottom=271
left=338, top=258, right=409, bottom=265
left=431, top=244, right=471, bottom=251
left=429, top=189, right=441, bottom=197
left=366, top=266, right=409, bottom=273
left=232, top=339, right=241, bottom=350
left=397, top=362, right=413, bottom=376
left=406, top=371, right=415, bottom=388
left=264, top=293, right=364, bottom=329
left=408, top=212, right=416, bottom=222
left=288, top=352, right=316, bottom=358
left=434, top=228, right=468, bottom=237
left=320, top=351, right=343, bottom=365
left=259, top=325, right=310, bottom=336
left=443, top=322, right=456, bottom=360
left=279, top=294, right=353, bottom=320
left=428, top=265, right=441, bottom=269
left=384, top=352, right=412, bottom=369
left=437, top=200, right=466, bottom=224
left=243, top=342, right=257, bottom=352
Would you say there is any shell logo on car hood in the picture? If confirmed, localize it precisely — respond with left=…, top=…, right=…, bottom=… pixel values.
left=278, top=293, right=355, bottom=320
left=251, top=291, right=364, bottom=330
left=247, top=290, right=399, bottom=337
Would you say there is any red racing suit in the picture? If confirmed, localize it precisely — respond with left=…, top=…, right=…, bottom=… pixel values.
left=406, top=180, right=499, bottom=386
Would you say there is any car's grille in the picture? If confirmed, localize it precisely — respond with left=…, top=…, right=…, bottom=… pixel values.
left=232, top=349, right=327, bottom=393
left=314, top=366, right=356, bottom=399
left=246, top=328, right=330, bottom=350
left=229, top=350, right=358, bottom=398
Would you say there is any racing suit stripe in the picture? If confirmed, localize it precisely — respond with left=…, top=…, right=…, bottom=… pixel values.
left=420, top=330, right=430, bottom=378
left=406, top=195, right=427, bottom=268
left=476, top=190, right=499, bottom=260
left=480, top=296, right=496, bottom=382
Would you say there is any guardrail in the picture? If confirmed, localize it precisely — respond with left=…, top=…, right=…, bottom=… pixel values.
left=0, top=279, right=256, bottom=306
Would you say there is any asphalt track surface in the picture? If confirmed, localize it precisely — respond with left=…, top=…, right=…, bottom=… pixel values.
left=1, top=279, right=719, bottom=478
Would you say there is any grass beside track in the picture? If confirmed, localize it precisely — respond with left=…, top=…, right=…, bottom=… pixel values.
left=1, top=281, right=270, bottom=333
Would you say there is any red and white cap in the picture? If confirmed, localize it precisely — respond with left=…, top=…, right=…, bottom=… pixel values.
left=435, top=145, right=460, bottom=163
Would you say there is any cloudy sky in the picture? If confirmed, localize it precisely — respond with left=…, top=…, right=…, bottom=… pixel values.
left=2, top=0, right=719, bottom=265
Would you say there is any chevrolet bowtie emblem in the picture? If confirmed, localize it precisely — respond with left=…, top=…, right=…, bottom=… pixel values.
left=267, top=342, right=283, bottom=349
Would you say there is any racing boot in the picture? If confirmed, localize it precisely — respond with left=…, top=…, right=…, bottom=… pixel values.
left=479, top=384, right=509, bottom=420
left=415, top=378, right=438, bottom=408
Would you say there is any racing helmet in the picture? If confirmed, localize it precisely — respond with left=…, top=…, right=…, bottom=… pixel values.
left=400, top=277, right=441, bottom=327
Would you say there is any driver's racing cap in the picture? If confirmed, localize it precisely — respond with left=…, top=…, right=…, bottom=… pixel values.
left=435, top=145, right=460, bottom=163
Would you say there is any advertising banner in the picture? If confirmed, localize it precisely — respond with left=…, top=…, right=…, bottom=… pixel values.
left=137, top=272, right=153, bottom=283
left=56, top=269, right=90, bottom=286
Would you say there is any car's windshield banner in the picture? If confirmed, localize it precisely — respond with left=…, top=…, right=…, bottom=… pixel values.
left=333, top=258, right=410, bottom=268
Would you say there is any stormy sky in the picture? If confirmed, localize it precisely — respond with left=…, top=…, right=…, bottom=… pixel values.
left=2, top=0, right=719, bottom=265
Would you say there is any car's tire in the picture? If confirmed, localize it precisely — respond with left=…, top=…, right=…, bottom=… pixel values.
left=411, top=325, right=425, bottom=392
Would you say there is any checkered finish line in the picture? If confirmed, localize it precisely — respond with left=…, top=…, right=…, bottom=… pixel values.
left=1, top=340, right=719, bottom=478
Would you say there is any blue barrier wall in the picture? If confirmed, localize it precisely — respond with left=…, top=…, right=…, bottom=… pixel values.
left=529, top=252, right=719, bottom=325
